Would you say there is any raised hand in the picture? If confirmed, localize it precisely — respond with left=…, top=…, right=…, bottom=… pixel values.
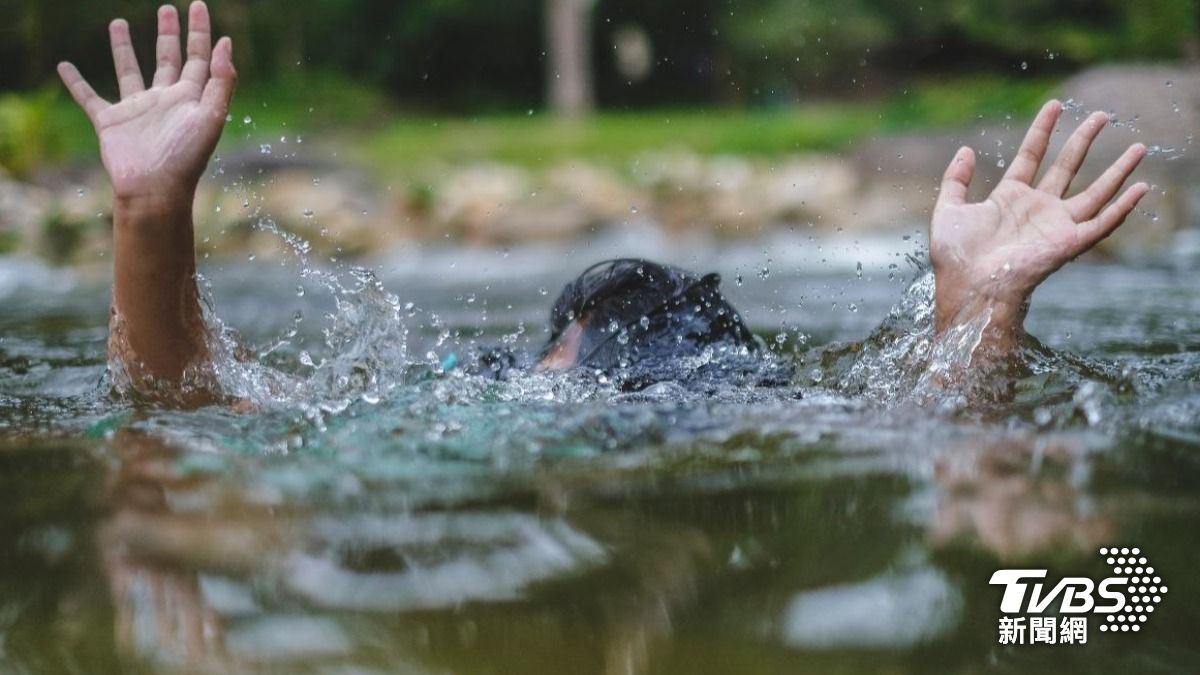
left=930, top=100, right=1148, bottom=348
left=57, top=1, right=236, bottom=201
left=55, top=2, right=236, bottom=403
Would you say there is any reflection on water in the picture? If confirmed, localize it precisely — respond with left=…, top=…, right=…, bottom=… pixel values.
left=2, top=231, right=1200, bottom=673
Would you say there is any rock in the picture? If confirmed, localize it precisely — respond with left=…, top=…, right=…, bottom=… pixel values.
left=759, top=156, right=859, bottom=225
left=630, top=150, right=859, bottom=236
left=0, top=172, right=114, bottom=264
left=1055, top=64, right=1200, bottom=254
left=544, top=161, right=640, bottom=225
left=432, top=163, right=532, bottom=241
left=0, top=175, right=52, bottom=253
left=194, top=168, right=414, bottom=259
left=260, top=169, right=410, bottom=255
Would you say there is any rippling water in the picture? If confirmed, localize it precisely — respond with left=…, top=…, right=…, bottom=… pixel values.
left=2, top=227, right=1199, bottom=674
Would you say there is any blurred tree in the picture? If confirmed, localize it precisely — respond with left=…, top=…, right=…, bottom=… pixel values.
left=545, top=0, right=596, bottom=117
left=0, top=88, right=56, bottom=177
left=725, top=0, right=1200, bottom=101
left=0, top=0, right=1196, bottom=109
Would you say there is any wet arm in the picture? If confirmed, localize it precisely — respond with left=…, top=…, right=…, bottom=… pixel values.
left=110, top=192, right=210, bottom=387
left=58, top=2, right=236, bottom=403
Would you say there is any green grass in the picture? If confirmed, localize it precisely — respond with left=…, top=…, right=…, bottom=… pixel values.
left=357, top=105, right=880, bottom=172
left=19, top=74, right=1056, bottom=177
left=353, top=75, right=1056, bottom=175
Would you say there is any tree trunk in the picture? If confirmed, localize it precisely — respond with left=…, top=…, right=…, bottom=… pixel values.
left=545, top=0, right=595, bottom=117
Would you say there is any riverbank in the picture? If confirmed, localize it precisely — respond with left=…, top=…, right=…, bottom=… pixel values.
left=1, top=66, right=1195, bottom=265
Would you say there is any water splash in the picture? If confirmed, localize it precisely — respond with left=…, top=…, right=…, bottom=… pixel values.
left=813, top=271, right=1035, bottom=412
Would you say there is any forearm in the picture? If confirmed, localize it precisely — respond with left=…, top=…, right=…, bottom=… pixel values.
left=110, top=191, right=210, bottom=388
left=933, top=272, right=1028, bottom=357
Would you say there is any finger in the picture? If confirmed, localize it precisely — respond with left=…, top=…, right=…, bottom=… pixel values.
left=109, top=19, right=146, bottom=99
left=1078, top=182, right=1149, bottom=249
left=152, top=5, right=183, bottom=87
left=1038, top=111, right=1108, bottom=196
left=57, top=62, right=110, bottom=122
left=1066, top=143, right=1147, bottom=221
left=180, top=1, right=212, bottom=91
left=201, top=38, right=238, bottom=116
left=936, top=146, right=976, bottom=209
left=1002, top=99, right=1061, bottom=185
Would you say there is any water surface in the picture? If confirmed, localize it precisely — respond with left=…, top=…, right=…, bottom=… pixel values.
left=2, top=229, right=1199, bottom=674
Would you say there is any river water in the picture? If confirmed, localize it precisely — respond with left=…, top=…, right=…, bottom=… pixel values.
left=1, top=225, right=1199, bottom=674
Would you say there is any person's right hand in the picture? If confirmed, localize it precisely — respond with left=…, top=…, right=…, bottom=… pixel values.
left=57, top=1, right=236, bottom=202
left=929, top=100, right=1147, bottom=347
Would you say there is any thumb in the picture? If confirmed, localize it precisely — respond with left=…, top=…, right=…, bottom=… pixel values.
left=936, top=146, right=975, bottom=210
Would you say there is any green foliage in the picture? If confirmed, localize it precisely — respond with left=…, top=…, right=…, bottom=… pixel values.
left=727, top=0, right=1199, bottom=95
left=879, top=77, right=1055, bottom=130
left=225, top=72, right=394, bottom=131
left=951, top=0, right=1199, bottom=61
left=0, top=88, right=58, bottom=177
left=2, top=0, right=1194, bottom=112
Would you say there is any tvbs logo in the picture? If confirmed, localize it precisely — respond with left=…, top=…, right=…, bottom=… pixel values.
left=988, top=547, right=1166, bottom=645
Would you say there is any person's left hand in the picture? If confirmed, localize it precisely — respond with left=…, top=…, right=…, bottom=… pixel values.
left=930, top=100, right=1148, bottom=339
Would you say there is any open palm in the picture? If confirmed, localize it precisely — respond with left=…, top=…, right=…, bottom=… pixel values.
left=930, top=101, right=1148, bottom=330
left=58, top=2, right=235, bottom=200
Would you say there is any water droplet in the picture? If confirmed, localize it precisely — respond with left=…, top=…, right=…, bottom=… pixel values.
left=302, top=208, right=314, bottom=218
left=1034, top=407, right=1053, bottom=426
left=247, top=253, right=256, bottom=261
left=630, top=205, right=639, bottom=214
left=260, top=144, right=273, bottom=155
left=1020, top=61, right=1028, bottom=71
left=996, top=157, right=1007, bottom=168
left=243, top=115, right=253, bottom=125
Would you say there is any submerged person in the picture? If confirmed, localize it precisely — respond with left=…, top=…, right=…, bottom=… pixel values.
left=469, top=257, right=785, bottom=388
left=57, top=2, right=1151, bottom=406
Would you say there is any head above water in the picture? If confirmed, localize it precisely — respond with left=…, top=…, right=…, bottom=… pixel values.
left=536, top=259, right=760, bottom=375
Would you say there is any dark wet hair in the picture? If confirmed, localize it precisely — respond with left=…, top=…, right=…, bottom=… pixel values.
left=541, top=259, right=769, bottom=384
